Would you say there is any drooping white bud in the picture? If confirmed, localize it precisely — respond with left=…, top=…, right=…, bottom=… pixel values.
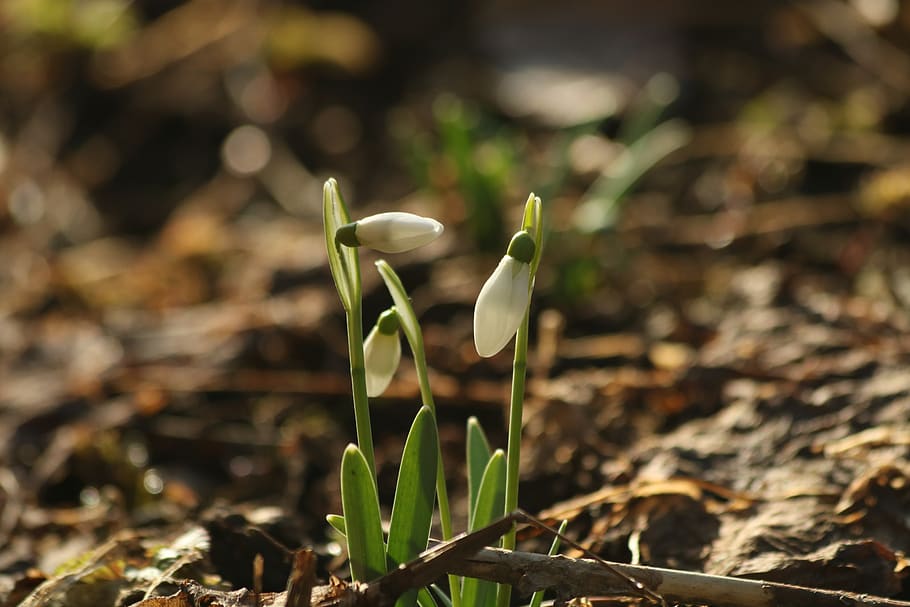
left=473, top=232, right=535, bottom=357
left=363, top=308, right=402, bottom=396
left=337, top=212, right=443, bottom=254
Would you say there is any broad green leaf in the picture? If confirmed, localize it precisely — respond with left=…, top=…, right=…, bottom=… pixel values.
left=323, top=178, right=361, bottom=311
left=461, top=450, right=506, bottom=607
left=466, top=416, right=492, bottom=523
left=388, top=406, right=439, bottom=607
left=341, top=444, right=386, bottom=581
left=528, top=519, right=568, bottom=607
left=471, top=450, right=506, bottom=530
left=326, top=514, right=346, bottom=537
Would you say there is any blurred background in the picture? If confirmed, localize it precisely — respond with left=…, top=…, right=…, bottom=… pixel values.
left=4, top=0, right=910, bottom=602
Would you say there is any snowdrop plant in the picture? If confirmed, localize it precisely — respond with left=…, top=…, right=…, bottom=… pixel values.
left=323, top=178, right=453, bottom=607
left=323, top=177, right=548, bottom=607
left=478, top=194, right=544, bottom=607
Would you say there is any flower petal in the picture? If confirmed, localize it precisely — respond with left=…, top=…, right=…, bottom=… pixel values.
left=473, top=257, right=531, bottom=357
left=355, top=212, right=443, bottom=253
left=364, top=325, right=402, bottom=396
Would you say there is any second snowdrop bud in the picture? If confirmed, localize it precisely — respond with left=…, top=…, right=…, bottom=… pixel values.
left=364, top=308, right=402, bottom=396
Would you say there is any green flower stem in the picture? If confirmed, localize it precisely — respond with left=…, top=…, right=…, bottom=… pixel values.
left=411, top=345, right=462, bottom=607
left=495, top=304, right=531, bottom=607
left=411, top=350, right=453, bottom=541
left=322, top=178, right=376, bottom=480
left=374, top=260, right=460, bottom=607
left=345, top=299, right=376, bottom=478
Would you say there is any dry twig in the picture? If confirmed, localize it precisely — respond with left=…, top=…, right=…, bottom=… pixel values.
left=446, top=547, right=910, bottom=607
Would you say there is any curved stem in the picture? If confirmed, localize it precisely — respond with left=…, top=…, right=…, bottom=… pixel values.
left=495, top=305, right=531, bottom=607
left=411, top=336, right=462, bottom=607
left=374, top=259, right=461, bottom=607
left=412, top=346, right=453, bottom=539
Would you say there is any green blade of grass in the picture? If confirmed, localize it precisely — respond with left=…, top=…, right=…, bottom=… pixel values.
left=461, top=450, right=506, bottom=607
left=466, top=416, right=492, bottom=523
left=434, top=94, right=504, bottom=252
left=326, top=514, right=346, bottom=536
left=416, top=588, right=438, bottom=607
left=388, top=406, right=439, bottom=607
left=572, top=119, right=691, bottom=233
left=528, top=519, right=568, bottom=607
left=618, top=73, right=679, bottom=146
left=341, top=444, right=386, bottom=582
left=429, top=585, right=453, bottom=607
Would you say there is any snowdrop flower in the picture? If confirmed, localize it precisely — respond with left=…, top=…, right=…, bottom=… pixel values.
left=364, top=308, right=402, bottom=396
left=336, top=212, right=443, bottom=254
left=473, top=231, right=536, bottom=357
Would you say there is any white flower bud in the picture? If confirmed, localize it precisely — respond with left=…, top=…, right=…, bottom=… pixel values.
left=364, top=309, right=402, bottom=396
left=337, top=212, right=443, bottom=254
left=473, top=255, right=531, bottom=358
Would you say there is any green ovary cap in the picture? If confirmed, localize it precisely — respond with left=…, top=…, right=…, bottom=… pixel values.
left=506, top=230, right=535, bottom=264
left=376, top=307, right=400, bottom=335
left=335, top=222, right=360, bottom=247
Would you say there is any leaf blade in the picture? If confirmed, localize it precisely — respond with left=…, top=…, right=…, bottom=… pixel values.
left=341, top=444, right=386, bottom=581
left=416, top=587, right=439, bottom=607
left=461, top=450, right=506, bottom=607
left=374, top=260, right=424, bottom=359
left=466, top=416, right=492, bottom=523
left=528, top=519, right=568, bottom=607
left=323, top=178, right=361, bottom=311
left=325, top=514, right=346, bottom=537
left=388, top=406, right=439, bottom=607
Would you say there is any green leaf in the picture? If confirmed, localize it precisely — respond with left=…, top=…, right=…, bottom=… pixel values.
left=323, top=178, right=362, bottom=311
left=461, top=450, right=506, bottom=607
left=341, top=444, right=386, bottom=581
left=572, top=120, right=690, bottom=233
left=326, top=514, right=346, bottom=537
left=618, top=73, right=679, bottom=146
left=433, top=94, right=504, bottom=252
left=429, top=584, right=453, bottom=607
left=528, top=520, right=568, bottom=607
left=466, top=417, right=492, bottom=523
left=417, top=587, right=439, bottom=607
left=388, top=406, right=439, bottom=607
left=374, top=260, right=425, bottom=362
left=470, top=449, right=506, bottom=530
